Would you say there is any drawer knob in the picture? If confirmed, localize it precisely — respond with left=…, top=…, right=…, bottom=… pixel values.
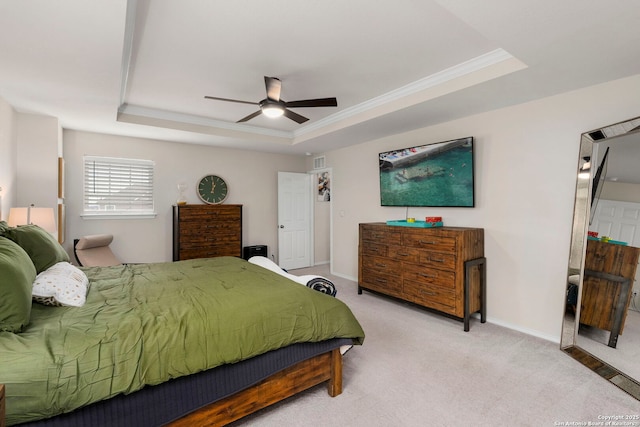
left=419, top=273, right=436, bottom=278
left=420, top=240, right=437, bottom=245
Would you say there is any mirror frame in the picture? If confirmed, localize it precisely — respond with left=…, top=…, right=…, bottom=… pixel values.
left=561, top=116, right=640, bottom=401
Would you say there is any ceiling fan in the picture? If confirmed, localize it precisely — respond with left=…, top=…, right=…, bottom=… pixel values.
left=204, top=76, right=337, bottom=124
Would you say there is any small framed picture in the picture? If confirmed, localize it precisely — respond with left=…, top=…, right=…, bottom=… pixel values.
left=317, top=171, right=330, bottom=202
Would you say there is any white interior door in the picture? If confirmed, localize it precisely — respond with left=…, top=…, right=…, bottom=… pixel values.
left=278, top=172, right=312, bottom=270
left=590, top=199, right=640, bottom=293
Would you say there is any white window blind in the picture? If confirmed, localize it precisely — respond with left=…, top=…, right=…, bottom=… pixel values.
left=83, top=156, right=155, bottom=216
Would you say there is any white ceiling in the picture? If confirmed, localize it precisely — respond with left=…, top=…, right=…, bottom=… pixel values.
left=1, top=0, right=639, bottom=156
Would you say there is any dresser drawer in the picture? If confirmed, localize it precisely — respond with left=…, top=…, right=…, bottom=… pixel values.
left=361, top=270, right=402, bottom=297
left=418, top=251, right=456, bottom=271
left=179, top=245, right=240, bottom=259
left=179, top=210, right=241, bottom=223
left=403, top=233, right=456, bottom=253
left=361, top=256, right=402, bottom=296
left=403, top=262, right=456, bottom=288
left=361, top=242, right=388, bottom=257
left=387, top=245, right=420, bottom=263
left=180, top=223, right=241, bottom=237
left=362, top=255, right=400, bottom=272
left=403, top=280, right=456, bottom=312
left=180, top=235, right=240, bottom=248
left=360, top=225, right=402, bottom=245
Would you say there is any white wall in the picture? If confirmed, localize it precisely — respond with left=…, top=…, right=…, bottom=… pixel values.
left=0, top=105, right=59, bottom=226
left=0, top=97, right=17, bottom=220
left=15, top=113, right=60, bottom=221
left=63, top=130, right=307, bottom=263
left=601, top=181, right=640, bottom=203
left=312, top=169, right=331, bottom=265
left=327, top=73, right=640, bottom=341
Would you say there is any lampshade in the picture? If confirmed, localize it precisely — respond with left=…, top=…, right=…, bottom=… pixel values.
left=7, top=207, right=29, bottom=227
left=8, top=206, right=57, bottom=233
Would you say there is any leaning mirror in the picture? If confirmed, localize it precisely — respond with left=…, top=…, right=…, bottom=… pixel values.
left=562, top=115, right=640, bottom=400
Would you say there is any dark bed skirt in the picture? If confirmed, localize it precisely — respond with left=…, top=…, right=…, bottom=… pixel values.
left=18, top=338, right=351, bottom=427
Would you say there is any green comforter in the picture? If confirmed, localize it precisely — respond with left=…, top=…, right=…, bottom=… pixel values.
left=0, top=257, right=364, bottom=425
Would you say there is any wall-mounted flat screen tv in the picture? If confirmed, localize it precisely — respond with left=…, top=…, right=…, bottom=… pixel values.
left=379, top=136, right=475, bottom=207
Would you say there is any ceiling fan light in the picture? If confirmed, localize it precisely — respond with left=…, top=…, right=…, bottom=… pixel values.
left=262, top=104, right=284, bottom=118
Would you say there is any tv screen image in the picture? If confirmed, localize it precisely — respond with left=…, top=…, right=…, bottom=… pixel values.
left=379, top=136, right=474, bottom=207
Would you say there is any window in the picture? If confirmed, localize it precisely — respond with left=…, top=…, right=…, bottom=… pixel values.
left=83, top=156, right=155, bottom=217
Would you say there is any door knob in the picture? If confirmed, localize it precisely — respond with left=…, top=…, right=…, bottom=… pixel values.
left=279, top=225, right=284, bottom=228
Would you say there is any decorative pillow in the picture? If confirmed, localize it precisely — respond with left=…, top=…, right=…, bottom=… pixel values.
left=32, top=262, right=89, bottom=307
left=0, top=220, right=9, bottom=235
left=0, top=237, right=36, bottom=332
left=4, top=224, right=69, bottom=273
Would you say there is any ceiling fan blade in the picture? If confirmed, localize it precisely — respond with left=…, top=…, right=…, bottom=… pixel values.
left=284, top=97, right=338, bottom=108
left=264, top=76, right=282, bottom=101
left=283, top=108, right=309, bottom=124
left=237, top=110, right=263, bottom=123
left=204, top=96, right=257, bottom=106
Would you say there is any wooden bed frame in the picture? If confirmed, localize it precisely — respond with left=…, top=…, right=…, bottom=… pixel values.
left=169, top=348, right=343, bottom=426
left=0, top=348, right=342, bottom=427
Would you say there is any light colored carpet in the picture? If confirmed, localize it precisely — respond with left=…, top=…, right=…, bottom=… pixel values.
left=232, top=265, right=639, bottom=427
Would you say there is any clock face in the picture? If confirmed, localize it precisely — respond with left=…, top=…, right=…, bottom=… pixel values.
left=197, top=175, right=229, bottom=204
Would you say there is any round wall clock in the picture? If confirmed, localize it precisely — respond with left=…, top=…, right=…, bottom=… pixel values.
left=197, top=174, right=229, bottom=204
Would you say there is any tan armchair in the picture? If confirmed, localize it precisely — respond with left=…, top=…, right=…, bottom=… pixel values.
left=73, top=234, right=122, bottom=267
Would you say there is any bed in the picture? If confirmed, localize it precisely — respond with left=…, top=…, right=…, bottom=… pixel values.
left=0, top=223, right=365, bottom=426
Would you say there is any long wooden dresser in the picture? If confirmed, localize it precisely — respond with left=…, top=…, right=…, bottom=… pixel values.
left=173, top=204, right=243, bottom=261
left=358, top=223, right=486, bottom=331
left=581, top=239, right=640, bottom=348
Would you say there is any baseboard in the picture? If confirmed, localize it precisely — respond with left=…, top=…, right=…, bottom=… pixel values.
left=486, top=317, right=560, bottom=344
left=331, top=271, right=357, bottom=282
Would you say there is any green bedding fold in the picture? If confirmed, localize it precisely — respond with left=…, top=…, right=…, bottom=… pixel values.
left=0, top=257, right=364, bottom=425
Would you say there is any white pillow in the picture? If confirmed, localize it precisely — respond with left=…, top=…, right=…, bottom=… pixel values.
left=32, top=262, right=89, bottom=307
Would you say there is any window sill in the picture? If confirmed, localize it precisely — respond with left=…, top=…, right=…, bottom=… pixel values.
left=81, top=213, right=157, bottom=220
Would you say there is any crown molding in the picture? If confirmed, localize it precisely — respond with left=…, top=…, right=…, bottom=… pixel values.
left=116, top=48, right=525, bottom=145
left=117, top=104, right=293, bottom=143
left=293, top=48, right=524, bottom=140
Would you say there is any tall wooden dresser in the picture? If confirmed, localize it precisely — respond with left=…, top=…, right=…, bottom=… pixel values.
left=581, top=239, right=640, bottom=347
left=358, top=223, right=486, bottom=331
left=173, top=204, right=243, bottom=261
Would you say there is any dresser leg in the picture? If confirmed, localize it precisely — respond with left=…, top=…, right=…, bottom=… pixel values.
left=480, top=258, right=487, bottom=324
left=358, top=286, right=362, bottom=295
left=464, top=267, right=470, bottom=332
left=464, top=257, right=487, bottom=332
